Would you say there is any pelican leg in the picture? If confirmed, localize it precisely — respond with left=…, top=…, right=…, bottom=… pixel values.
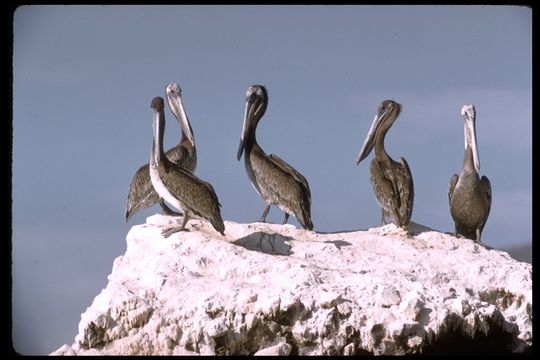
left=160, top=199, right=182, bottom=216
left=162, top=213, right=190, bottom=238
left=282, top=213, right=289, bottom=225
left=476, top=228, right=482, bottom=243
left=259, top=205, right=271, bottom=223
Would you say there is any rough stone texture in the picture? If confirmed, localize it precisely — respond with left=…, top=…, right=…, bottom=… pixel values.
left=51, top=215, right=532, bottom=355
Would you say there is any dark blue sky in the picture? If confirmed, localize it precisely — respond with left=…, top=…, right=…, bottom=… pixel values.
left=12, top=5, right=531, bottom=354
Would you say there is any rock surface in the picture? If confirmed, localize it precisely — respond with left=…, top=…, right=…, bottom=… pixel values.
left=51, top=215, right=532, bottom=355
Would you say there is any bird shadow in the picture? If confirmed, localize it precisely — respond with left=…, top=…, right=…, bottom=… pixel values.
left=232, top=232, right=293, bottom=256
left=315, top=228, right=368, bottom=235
left=323, top=240, right=353, bottom=249
left=406, top=221, right=435, bottom=237
left=315, top=221, right=433, bottom=237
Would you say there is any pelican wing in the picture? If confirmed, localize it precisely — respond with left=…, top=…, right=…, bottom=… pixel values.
left=165, top=144, right=197, bottom=173
left=159, top=163, right=224, bottom=233
left=397, top=157, right=414, bottom=226
left=369, top=159, right=400, bottom=225
left=370, top=157, right=414, bottom=228
left=269, top=153, right=311, bottom=202
left=448, top=173, right=458, bottom=204
left=125, top=163, right=159, bottom=222
left=480, top=175, right=492, bottom=222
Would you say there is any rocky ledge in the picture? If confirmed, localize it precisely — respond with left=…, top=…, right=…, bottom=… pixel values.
left=51, top=215, right=532, bottom=355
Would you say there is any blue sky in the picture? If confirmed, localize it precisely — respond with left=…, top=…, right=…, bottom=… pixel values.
left=12, top=5, right=531, bottom=354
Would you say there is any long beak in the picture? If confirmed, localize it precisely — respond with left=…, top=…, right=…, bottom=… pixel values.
left=167, top=93, right=195, bottom=147
left=151, top=97, right=165, bottom=164
left=464, top=113, right=480, bottom=173
left=356, top=109, right=388, bottom=165
left=237, top=99, right=256, bottom=161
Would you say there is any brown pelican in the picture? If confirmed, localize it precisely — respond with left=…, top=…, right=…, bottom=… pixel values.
left=237, top=85, right=313, bottom=230
left=356, top=100, right=414, bottom=228
left=448, top=104, right=491, bottom=242
left=149, top=96, right=224, bottom=237
left=125, top=83, right=196, bottom=222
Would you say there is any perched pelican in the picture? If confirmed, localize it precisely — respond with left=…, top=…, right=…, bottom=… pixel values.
left=448, top=104, right=491, bottom=242
left=149, top=97, right=224, bottom=237
left=356, top=100, right=414, bottom=228
left=237, top=85, right=313, bottom=230
left=125, top=83, right=196, bottom=222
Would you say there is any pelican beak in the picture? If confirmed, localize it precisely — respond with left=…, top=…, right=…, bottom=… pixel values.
left=237, top=96, right=257, bottom=161
left=166, top=84, right=195, bottom=147
left=462, top=104, right=480, bottom=173
left=151, top=97, right=165, bottom=164
left=356, top=109, right=389, bottom=165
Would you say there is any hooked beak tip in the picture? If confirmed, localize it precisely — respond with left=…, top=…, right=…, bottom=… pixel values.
left=236, top=140, right=244, bottom=161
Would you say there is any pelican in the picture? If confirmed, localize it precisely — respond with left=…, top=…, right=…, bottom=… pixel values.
left=237, top=85, right=313, bottom=230
left=356, top=100, right=414, bottom=228
left=448, top=104, right=491, bottom=242
left=125, top=83, right=196, bottom=222
left=149, top=96, right=224, bottom=237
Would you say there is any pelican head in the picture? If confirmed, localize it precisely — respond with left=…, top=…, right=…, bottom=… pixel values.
left=356, top=100, right=402, bottom=165
left=151, top=96, right=164, bottom=113
left=461, top=103, right=480, bottom=173
left=166, top=82, right=195, bottom=147
left=237, top=85, right=268, bottom=161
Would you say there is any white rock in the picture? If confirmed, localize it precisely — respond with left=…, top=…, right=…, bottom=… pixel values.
left=50, top=344, right=76, bottom=356
left=51, top=216, right=532, bottom=355
left=254, top=341, right=292, bottom=356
